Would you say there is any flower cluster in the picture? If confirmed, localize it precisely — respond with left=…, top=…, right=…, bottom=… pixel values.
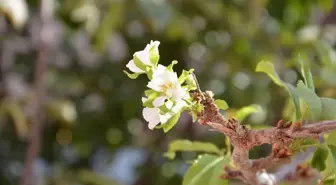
left=124, top=41, right=197, bottom=132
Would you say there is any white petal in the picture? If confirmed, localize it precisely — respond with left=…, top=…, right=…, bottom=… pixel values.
left=142, top=108, right=160, bottom=130
left=126, top=60, right=145, bottom=73
left=134, top=50, right=152, bottom=66
left=141, top=97, right=148, bottom=103
left=171, top=87, right=188, bottom=101
left=145, top=40, right=160, bottom=51
left=153, top=96, right=166, bottom=107
left=152, top=64, right=166, bottom=78
left=172, top=100, right=187, bottom=113
left=159, top=113, right=173, bottom=124
left=165, top=100, right=174, bottom=110
left=147, top=79, right=164, bottom=92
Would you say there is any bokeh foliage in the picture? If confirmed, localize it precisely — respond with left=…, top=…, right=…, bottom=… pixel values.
left=0, top=0, right=336, bottom=185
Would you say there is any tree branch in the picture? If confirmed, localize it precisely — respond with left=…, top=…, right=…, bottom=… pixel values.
left=193, top=90, right=336, bottom=185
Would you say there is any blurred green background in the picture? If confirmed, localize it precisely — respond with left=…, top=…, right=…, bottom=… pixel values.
left=0, top=0, right=336, bottom=185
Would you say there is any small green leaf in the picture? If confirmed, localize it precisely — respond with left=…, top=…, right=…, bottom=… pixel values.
left=164, top=140, right=222, bottom=159
left=178, top=69, right=194, bottom=84
left=143, top=92, right=160, bottom=108
left=6, top=100, right=28, bottom=138
left=320, top=98, right=336, bottom=120
left=183, top=154, right=228, bottom=185
left=326, top=145, right=336, bottom=185
left=214, top=99, right=229, bottom=110
left=123, top=70, right=140, bottom=79
left=328, top=145, right=336, bottom=168
left=167, top=60, right=178, bottom=71
left=256, top=61, right=301, bottom=120
left=133, top=54, right=149, bottom=71
left=311, top=145, right=329, bottom=171
left=235, top=104, right=262, bottom=122
left=284, top=83, right=301, bottom=121
left=256, top=60, right=284, bottom=87
left=149, top=44, right=160, bottom=65
left=298, top=56, right=315, bottom=91
left=163, top=112, right=181, bottom=133
left=315, top=40, right=336, bottom=67
left=144, top=89, right=156, bottom=97
left=296, top=80, right=322, bottom=121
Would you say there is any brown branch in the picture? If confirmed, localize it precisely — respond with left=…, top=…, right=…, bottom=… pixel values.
left=192, top=90, right=336, bottom=185
left=19, top=0, right=52, bottom=185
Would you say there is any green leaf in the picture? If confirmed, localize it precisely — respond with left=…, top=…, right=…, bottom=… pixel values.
left=328, top=145, right=336, bottom=168
left=164, top=140, right=222, bottom=159
left=284, top=83, right=301, bottom=121
left=256, top=61, right=301, bottom=120
left=163, top=112, right=181, bottom=133
left=133, top=54, right=149, bottom=71
left=315, top=40, right=336, bottom=68
left=326, top=145, right=336, bottom=185
left=6, top=100, right=28, bottom=138
left=183, top=154, right=228, bottom=185
left=144, top=89, right=156, bottom=97
left=311, top=145, right=329, bottom=171
left=320, top=98, right=336, bottom=120
left=178, top=69, right=195, bottom=84
left=296, top=80, right=322, bottom=121
left=298, top=56, right=315, bottom=91
left=167, top=60, right=178, bottom=71
left=235, top=104, right=262, bottom=122
left=256, top=60, right=284, bottom=87
left=214, top=99, right=229, bottom=111
left=142, top=91, right=160, bottom=108
left=149, top=44, right=160, bottom=65
left=123, top=70, right=140, bottom=79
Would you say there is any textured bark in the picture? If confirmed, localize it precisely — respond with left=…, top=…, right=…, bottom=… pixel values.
left=193, top=90, right=336, bottom=185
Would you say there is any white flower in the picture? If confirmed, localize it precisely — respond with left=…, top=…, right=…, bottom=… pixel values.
left=142, top=100, right=187, bottom=130
left=126, top=40, right=160, bottom=74
left=145, top=40, right=160, bottom=51
left=126, top=60, right=145, bottom=73
left=143, top=107, right=161, bottom=129
left=147, top=65, right=188, bottom=104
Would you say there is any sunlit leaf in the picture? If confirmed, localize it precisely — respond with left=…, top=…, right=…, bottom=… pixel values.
left=123, top=70, right=140, bottom=79
left=6, top=100, right=28, bottom=138
left=164, top=140, right=222, bottom=159
left=256, top=60, right=284, bottom=86
left=311, top=145, right=329, bottom=171
left=178, top=69, right=195, bottom=84
left=167, top=60, right=178, bottom=71
left=163, top=112, right=181, bottom=133
left=235, top=104, right=262, bottom=122
left=183, top=154, right=228, bottom=185
left=296, top=80, right=322, bottom=121
left=320, top=98, right=336, bottom=120
left=298, top=56, right=315, bottom=91
left=214, top=99, right=229, bottom=111
left=47, top=99, right=77, bottom=127
left=256, top=61, right=301, bottom=120
left=315, top=40, right=336, bottom=68
left=328, top=145, right=336, bottom=167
